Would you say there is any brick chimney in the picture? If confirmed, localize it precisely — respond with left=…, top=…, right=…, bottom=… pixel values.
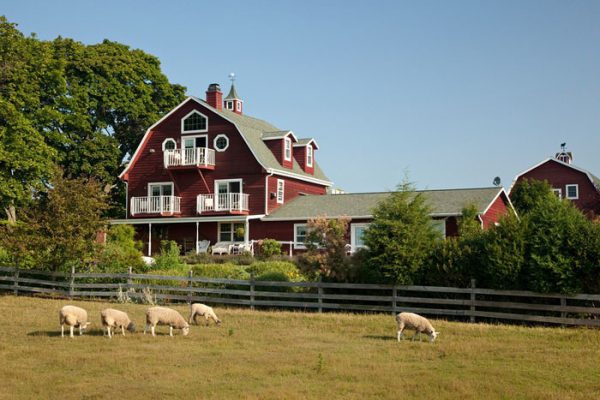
left=206, top=83, right=223, bottom=111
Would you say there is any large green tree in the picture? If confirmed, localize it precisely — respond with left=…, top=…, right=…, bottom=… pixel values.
left=363, top=182, right=440, bottom=284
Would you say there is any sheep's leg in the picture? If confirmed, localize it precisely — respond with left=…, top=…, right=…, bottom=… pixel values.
left=151, top=325, right=156, bottom=337
left=70, top=325, right=74, bottom=338
left=61, top=325, right=64, bottom=338
left=397, top=328, right=404, bottom=342
left=205, top=316, right=210, bottom=326
left=169, top=326, right=173, bottom=337
left=121, top=326, right=125, bottom=336
left=108, top=326, right=112, bottom=339
left=144, top=324, right=148, bottom=335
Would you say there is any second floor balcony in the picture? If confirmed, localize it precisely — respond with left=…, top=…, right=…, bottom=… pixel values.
left=197, top=193, right=249, bottom=215
left=163, top=148, right=215, bottom=170
left=131, top=196, right=181, bottom=216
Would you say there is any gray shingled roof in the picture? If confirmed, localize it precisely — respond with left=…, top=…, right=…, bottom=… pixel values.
left=263, top=187, right=504, bottom=220
left=224, top=84, right=240, bottom=100
left=262, top=131, right=293, bottom=140
left=190, top=97, right=330, bottom=183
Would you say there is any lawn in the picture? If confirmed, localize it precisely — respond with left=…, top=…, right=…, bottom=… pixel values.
left=0, top=295, right=599, bottom=399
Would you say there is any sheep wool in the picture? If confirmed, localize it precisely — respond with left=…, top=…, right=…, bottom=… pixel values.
left=189, top=303, right=222, bottom=326
left=101, top=308, right=135, bottom=338
left=144, top=307, right=189, bottom=337
left=59, top=305, right=91, bottom=338
left=396, top=312, right=439, bottom=342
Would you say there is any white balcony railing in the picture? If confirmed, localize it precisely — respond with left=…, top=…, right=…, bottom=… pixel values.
left=197, top=193, right=249, bottom=214
left=130, top=196, right=181, bottom=216
left=163, top=148, right=215, bottom=169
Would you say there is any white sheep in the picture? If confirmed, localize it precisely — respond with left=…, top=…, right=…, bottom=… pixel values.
left=396, top=312, right=439, bottom=342
left=189, top=303, right=222, bottom=326
left=100, top=308, right=136, bottom=338
left=59, top=305, right=91, bottom=338
left=144, top=306, right=189, bottom=337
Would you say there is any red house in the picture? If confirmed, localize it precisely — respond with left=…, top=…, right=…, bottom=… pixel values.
left=113, top=82, right=515, bottom=255
left=511, top=150, right=600, bottom=218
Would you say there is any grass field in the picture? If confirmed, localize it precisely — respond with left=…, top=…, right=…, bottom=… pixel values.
left=0, top=295, right=599, bottom=399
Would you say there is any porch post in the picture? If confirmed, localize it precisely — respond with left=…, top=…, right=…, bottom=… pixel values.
left=195, top=221, right=199, bottom=254
left=244, top=218, right=249, bottom=243
left=148, top=223, right=152, bottom=256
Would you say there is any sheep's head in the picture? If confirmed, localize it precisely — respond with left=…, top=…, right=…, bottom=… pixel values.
left=127, top=322, right=136, bottom=332
left=216, top=319, right=222, bottom=326
left=429, top=331, right=439, bottom=342
left=182, top=326, right=190, bottom=336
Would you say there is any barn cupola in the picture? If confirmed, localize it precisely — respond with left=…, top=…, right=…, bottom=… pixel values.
left=555, top=142, right=573, bottom=164
left=206, top=83, right=223, bottom=111
left=224, top=73, right=243, bottom=114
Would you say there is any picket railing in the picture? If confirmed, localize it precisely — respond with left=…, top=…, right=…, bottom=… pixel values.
left=1, top=266, right=599, bottom=327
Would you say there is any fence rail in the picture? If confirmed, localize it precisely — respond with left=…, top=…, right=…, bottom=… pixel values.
left=1, top=267, right=599, bottom=327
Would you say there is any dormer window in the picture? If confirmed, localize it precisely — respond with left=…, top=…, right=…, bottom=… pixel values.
left=284, top=137, right=292, bottom=161
left=236, top=102, right=241, bottom=112
left=181, top=110, right=208, bottom=133
left=306, top=146, right=313, bottom=167
left=225, top=101, right=234, bottom=110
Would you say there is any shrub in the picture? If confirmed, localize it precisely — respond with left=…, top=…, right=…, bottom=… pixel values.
left=153, top=240, right=184, bottom=270
left=246, top=261, right=304, bottom=282
left=190, top=263, right=250, bottom=280
left=258, top=239, right=282, bottom=258
left=97, top=225, right=145, bottom=273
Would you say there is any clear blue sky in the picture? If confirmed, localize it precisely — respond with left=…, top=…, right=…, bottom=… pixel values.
left=4, top=0, right=600, bottom=192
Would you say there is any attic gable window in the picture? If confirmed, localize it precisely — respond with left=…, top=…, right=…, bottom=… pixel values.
left=276, top=179, right=285, bottom=204
left=181, top=110, right=208, bottom=133
left=566, top=184, right=579, bottom=200
left=284, top=137, right=292, bottom=161
left=306, top=145, right=313, bottom=167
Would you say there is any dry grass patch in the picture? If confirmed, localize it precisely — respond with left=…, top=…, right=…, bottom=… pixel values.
left=0, top=295, right=599, bottom=399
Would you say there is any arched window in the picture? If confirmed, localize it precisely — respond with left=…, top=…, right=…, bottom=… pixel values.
left=181, top=110, right=208, bottom=133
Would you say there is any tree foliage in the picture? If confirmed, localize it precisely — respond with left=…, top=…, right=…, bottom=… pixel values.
left=363, top=182, right=439, bottom=284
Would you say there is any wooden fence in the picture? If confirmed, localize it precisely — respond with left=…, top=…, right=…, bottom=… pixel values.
left=1, top=266, right=599, bottom=327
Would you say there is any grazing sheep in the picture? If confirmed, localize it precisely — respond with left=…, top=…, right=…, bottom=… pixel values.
left=396, top=312, right=439, bottom=342
left=144, top=307, right=189, bottom=337
left=59, top=305, right=91, bottom=338
left=189, top=303, right=222, bottom=326
left=100, top=308, right=135, bottom=338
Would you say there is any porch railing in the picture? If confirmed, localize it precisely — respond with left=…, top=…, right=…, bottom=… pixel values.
left=197, top=193, right=249, bottom=214
left=130, top=196, right=181, bottom=216
left=163, top=148, right=215, bottom=168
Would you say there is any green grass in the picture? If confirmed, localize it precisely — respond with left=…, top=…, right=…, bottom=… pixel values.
left=1, top=295, right=599, bottom=399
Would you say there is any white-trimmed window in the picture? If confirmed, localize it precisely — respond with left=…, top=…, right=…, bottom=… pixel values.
left=306, top=145, right=313, bottom=167
left=219, top=222, right=245, bottom=242
left=276, top=179, right=285, bottom=204
left=214, top=134, right=229, bottom=152
left=431, top=219, right=446, bottom=238
left=162, top=138, right=176, bottom=151
left=552, top=188, right=562, bottom=199
left=225, top=101, right=233, bottom=110
left=294, top=223, right=309, bottom=249
left=236, top=102, right=241, bottom=112
left=350, top=223, right=370, bottom=252
left=284, top=137, right=292, bottom=161
left=566, top=184, right=579, bottom=200
left=182, top=134, right=208, bottom=149
left=148, top=182, right=173, bottom=197
left=181, top=110, right=208, bottom=133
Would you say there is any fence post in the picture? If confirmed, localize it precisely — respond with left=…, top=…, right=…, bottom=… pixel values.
left=127, top=266, right=133, bottom=289
left=69, top=266, right=75, bottom=300
left=392, top=285, right=397, bottom=315
left=187, top=270, right=193, bottom=305
left=470, top=279, right=476, bottom=323
left=12, top=262, right=19, bottom=296
left=317, top=276, right=323, bottom=313
left=250, top=273, right=255, bottom=310
left=560, top=296, right=567, bottom=320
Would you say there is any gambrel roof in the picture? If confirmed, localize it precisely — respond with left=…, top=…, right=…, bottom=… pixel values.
left=262, top=187, right=512, bottom=220
left=510, top=158, right=600, bottom=193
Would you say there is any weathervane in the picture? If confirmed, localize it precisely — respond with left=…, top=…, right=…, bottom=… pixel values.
left=228, top=72, right=236, bottom=84
left=561, top=142, right=566, bottom=152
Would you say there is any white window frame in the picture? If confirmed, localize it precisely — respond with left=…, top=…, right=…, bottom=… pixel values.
left=284, top=137, right=292, bottom=161
left=181, top=110, right=208, bottom=134
left=147, top=182, right=174, bottom=197
left=162, top=138, right=177, bottom=151
left=294, top=223, right=309, bottom=249
left=236, top=101, right=241, bottom=112
left=214, top=134, right=229, bottom=152
left=276, top=179, right=285, bottom=204
left=431, top=219, right=446, bottom=238
left=225, top=101, right=234, bottom=110
left=565, top=184, right=579, bottom=200
left=306, top=145, right=313, bottom=167
left=182, top=134, right=208, bottom=149
left=552, top=188, right=562, bottom=199
left=218, top=222, right=245, bottom=243
left=214, top=178, right=243, bottom=196
left=350, top=223, right=370, bottom=253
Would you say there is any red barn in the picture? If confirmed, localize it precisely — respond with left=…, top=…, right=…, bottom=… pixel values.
left=511, top=150, right=600, bottom=218
left=112, top=82, right=515, bottom=255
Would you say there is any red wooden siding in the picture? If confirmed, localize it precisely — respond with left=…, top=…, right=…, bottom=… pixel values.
left=480, top=193, right=509, bottom=229
left=516, top=160, right=600, bottom=217
left=266, top=176, right=327, bottom=214
left=293, top=145, right=315, bottom=175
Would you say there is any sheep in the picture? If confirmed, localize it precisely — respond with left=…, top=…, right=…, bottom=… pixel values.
left=396, top=312, right=439, bottom=343
left=144, top=307, right=189, bottom=337
left=59, top=305, right=91, bottom=338
left=100, top=308, right=136, bottom=338
left=189, top=303, right=222, bottom=326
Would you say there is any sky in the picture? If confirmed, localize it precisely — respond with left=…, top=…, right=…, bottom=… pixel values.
left=4, top=0, right=600, bottom=192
